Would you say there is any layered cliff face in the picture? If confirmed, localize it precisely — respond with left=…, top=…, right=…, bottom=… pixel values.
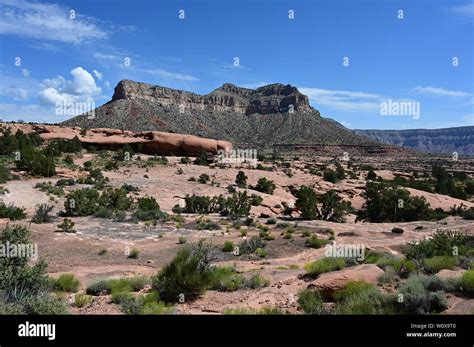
left=354, top=127, right=474, bottom=156
left=111, top=80, right=312, bottom=115
left=63, top=80, right=370, bottom=146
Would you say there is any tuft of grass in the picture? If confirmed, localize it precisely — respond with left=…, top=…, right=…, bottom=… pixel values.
left=74, top=293, right=92, bottom=308
left=53, top=274, right=80, bottom=293
left=305, top=235, right=329, bottom=249
left=178, top=236, right=187, bottom=244
left=304, top=258, right=346, bottom=278
left=128, top=249, right=140, bottom=259
left=460, top=270, right=474, bottom=294
left=423, top=256, right=459, bottom=274
left=222, top=240, right=234, bottom=252
left=298, top=289, right=325, bottom=314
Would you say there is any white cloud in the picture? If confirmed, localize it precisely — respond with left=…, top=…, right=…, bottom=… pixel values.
left=139, top=68, right=199, bottom=81
left=0, top=0, right=108, bottom=44
left=414, top=86, right=471, bottom=97
left=299, top=87, right=382, bottom=111
left=93, top=69, right=103, bottom=80
left=450, top=3, right=474, bottom=17
left=39, top=67, right=101, bottom=105
left=21, top=68, right=29, bottom=77
left=0, top=85, right=29, bottom=100
left=104, top=81, right=111, bottom=89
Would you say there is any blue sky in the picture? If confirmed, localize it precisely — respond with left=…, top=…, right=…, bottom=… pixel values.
left=0, top=0, right=473, bottom=129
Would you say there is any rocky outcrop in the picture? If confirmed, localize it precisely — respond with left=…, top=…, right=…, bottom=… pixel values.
left=110, top=80, right=312, bottom=115
left=0, top=123, right=232, bottom=156
left=63, top=80, right=375, bottom=147
left=307, top=264, right=384, bottom=297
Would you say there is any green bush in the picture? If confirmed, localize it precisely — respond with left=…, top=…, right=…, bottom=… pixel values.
left=32, top=203, right=54, bottom=223
left=460, top=270, right=474, bottom=294
left=247, top=273, right=270, bottom=289
left=0, top=201, right=26, bottom=220
left=376, top=257, right=416, bottom=278
left=404, top=230, right=469, bottom=260
left=74, top=293, right=92, bottom=308
left=0, top=163, right=12, bottom=183
left=62, top=188, right=100, bottom=216
left=21, top=295, right=68, bottom=314
left=238, top=236, right=266, bottom=255
left=305, top=258, right=346, bottom=278
left=297, top=289, right=325, bottom=314
left=305, top=235, right=329, bottom=249
left=198, top=173, right=210, bottom=184
left=335, top=284, right=396, bottom=314
left=57, top=218, right=75, bottom=233
left=128, top=249, right=140, bottom=259
left=152, top=240, right=216, bottom=302
left=423, top=256, right=459, bottom=273
left=323, top=169, right=338, bottom=183
left=253, top=177, right=276, bottom=195
left=396, top=274, right=448, bottom=314
left=235, top=171, right=248, bottom=188
left=222, top=240, right=234, bottom=252
left=53, top=273, right=80, bottom=292
left=86, top=280, right=111, bottom=295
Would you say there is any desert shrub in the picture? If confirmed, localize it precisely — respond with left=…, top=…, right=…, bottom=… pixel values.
left=462, top=207, right=474, bottom=220
left=0, top=202, right=27, bottom=220
left=367, top=169, right=377, bottom=180
left=0, top=225, right=66, bottom=313
left=74, top=293, right=92, bottom=308
left=266, top=217, right=277, bottom=225
left=225, top=191, right=251, bottom=217
left=295, top=186, right=351, bottom=222
left=357, top=182, right=436, bottom=222
left=57, top=218, right=75, bottom=233
left=238, top=236, right=266, bottom=255
left=305, top=258, right=346, bottom=278
left=222, top=240, right=234, bottom=252
left=404, top=230, right=469, bottom=260
left=178, top=236, right=187, bottom=244
left=323, top=169, right=338, bottom=183
left=253, top=177, right=276, bottom=195
left=35, top=182, right=64, bottom=196
left=335, top=283, right=396, bottom=314
left=235, top=171, right=248, bottom=188
left=376, top=257, right=416, bottom=279
left=305, top=235, right=329, bottom=249
left=16, top=148, right=56, bottom=177
left=56, top=178, right=76, bottom=187
left=152, top=240, right=216, bottom=302
left=255, top=247, right=267, bottom=258
left=53, top=273, right=80, bottom=292
left=423, top=256, right=459, bottom=274
left=297, top=289, right=325, bottom=314
left=98, top=248, right=107, bottom=255
left=21, top=295, right=68, bottom=314
left=128, top=249, right=140, bottom=259
left=396, top=274, right=448, bottom=314
left=250, top=194, right=263, bottom=206
left=0, top=163, right=12, bottom=183
left=196, top=216, right=221, bottom=230
left=62, top=188, right=100, bottom=216
left=180, top=156, right=192, bottom=165
left=247, top=273, right=270, bottom=289
left=198, top=173, right=210, bottom=184
left=86, top=280, right=111, bottom=296
left=111, top=291, right=133, bottom=304
left=194, top=150, right=209, bottom=166
left=460, top=270, right=474, bottom=294
left=99, top=187, right=133, bottom=211
left=133, top=196, right=167, bottom=221
left=32, top=204, right=54, bottom=223
left=44, top=137, right=82, bottom=156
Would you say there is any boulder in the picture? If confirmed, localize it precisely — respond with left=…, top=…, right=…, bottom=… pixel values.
left=307, top=264, right=384, bottom=297
left=435, top=269, right=465, bottom=281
